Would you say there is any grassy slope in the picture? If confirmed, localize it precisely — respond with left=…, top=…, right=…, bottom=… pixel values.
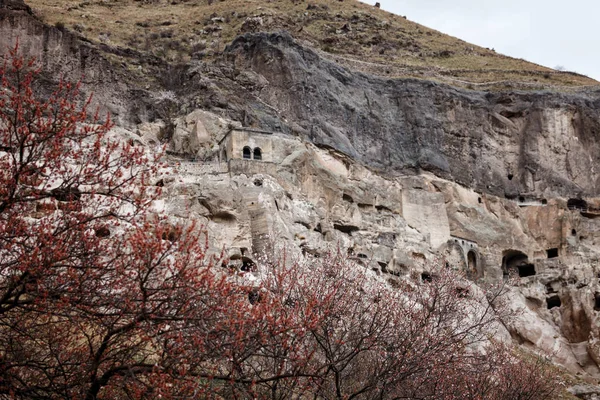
left=30, top=0, right=597, bottom=89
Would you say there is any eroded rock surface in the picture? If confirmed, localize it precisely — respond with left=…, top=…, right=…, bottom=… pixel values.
left=140, top=107, right=600, bottom=378
left=6, top=0, right=600, bottom=382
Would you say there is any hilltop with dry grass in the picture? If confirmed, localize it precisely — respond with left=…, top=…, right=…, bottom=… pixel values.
left=27, top=0, right=597, bottom=89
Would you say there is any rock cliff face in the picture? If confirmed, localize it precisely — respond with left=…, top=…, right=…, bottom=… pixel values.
left=0, top=0, right=157, bottom=126
left=222, top=32, right=600, bottom=198
left=6, top=0, right=600, bottom=385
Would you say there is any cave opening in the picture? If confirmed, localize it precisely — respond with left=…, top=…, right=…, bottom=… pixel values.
left=378, top=261, right=388, bottom=273
left=546, top=295, right=561, bottom=309
left=546, top=248, right=559, bottom=259
left=248, top=290, right=261, bottom=305
left=334, top=224, right=360, bottom=235
left=421, top=272, right=432, bottom=283
left=467, top=250, right=478, bottom=279
left=568, top=198, right=588, bottom=212
left=595, top=294, right=600, bottom=311
left=241, top=257, right=256, bottom=272
left=51, top=186, right=81, bottom=202
left=95, top=227, right=110, bottom=238
left=502, top=250, right=535, bottom=277
left=518, top=264, right=536, bottom=277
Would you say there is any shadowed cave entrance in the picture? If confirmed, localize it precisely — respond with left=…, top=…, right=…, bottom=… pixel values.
left=467, top=250, right=478, bottom=279
left=547, top=295, right=561, bottom=309
left=502, top=250, right=535, bottom=278
left=568, top=198, right=588, bottom=212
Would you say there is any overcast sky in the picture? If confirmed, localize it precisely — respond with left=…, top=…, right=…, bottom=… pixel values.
left=363, top=0, right=599, bottom=81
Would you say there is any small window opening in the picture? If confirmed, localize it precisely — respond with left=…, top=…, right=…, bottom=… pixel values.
left=595, top=293, right=600, bottom=311
left=507, top=173, right=514, bottom=181
left=243, top=146, right=252, bottom=159
left=478, top=197, right=482, bottom=204
left=95, top=227, right=110, bottom=238
left=155, top=179, right=165, bottom=187
left=519, top=196, right=525, bottom=203
left=541, top=199, right=548, bottom=205
left=421, top=272, right=432, bottom=283
left=333, top=224, right=360, bottom=235
left=241, top=256, right=256, bottom=272
left=51, top=186, right=81, bottom=202
left=546, top=248, right=559, bottom=259
left=518, top=264, right=536, bottom=277
left=253, top=178, right=263, bottom=187
left=572, top=229, right=577, bottom=236
left=253, top=147, right=262, bottom=160
left=547, top=295, right=561, bottom=309
left=343, top=194, right=354, bottom=203
left=248, top=290, right=261, bottom=305
left=378, top=261, right=388, bottom=273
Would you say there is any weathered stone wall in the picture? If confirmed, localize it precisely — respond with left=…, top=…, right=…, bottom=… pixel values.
left=402, top=190, right=450, bottom=249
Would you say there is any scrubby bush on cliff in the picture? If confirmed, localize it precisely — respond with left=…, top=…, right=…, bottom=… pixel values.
left=0, top=44, right=558, bottom=399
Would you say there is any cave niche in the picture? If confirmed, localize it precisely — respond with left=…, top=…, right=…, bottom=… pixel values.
left=546, top=295, right=561, bottom=309
left=502, top=250, right=535, bottom=278
left=546, top=248, right=559, bottom=259
left=567, top=198, right=588, bottom=211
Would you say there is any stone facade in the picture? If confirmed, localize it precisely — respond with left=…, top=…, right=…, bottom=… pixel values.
left=219, top=129, right=274, bottom=163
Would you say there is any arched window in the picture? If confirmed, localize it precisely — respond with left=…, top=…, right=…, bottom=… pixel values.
left=253, top=147, right=262, bottom=160
left=242, top=146, right=251, bottom=159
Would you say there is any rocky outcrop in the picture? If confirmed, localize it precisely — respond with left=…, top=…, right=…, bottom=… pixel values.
left=7, top=0, right=600, bottom=385
left=136, top=105, right=600, bottom=379
left=0, top=0, right=157, bottom=127
left=220, top=32, right=600, bottom=199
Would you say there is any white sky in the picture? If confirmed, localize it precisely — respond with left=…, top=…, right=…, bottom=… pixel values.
left=362, top=0, right=599, bottom=81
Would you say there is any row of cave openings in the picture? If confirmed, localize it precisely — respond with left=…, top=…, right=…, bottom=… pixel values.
left=505, top=174, right=592, bottom=212
left=243, top=146, right=262, bottom=161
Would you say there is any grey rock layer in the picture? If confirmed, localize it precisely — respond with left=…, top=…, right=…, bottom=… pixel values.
left=222, top=32, right=600, bottom=198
